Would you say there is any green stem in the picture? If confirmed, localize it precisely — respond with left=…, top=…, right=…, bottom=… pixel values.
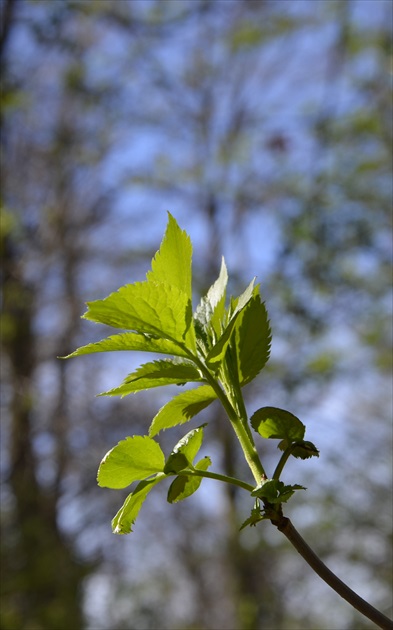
left=177, top=468, right=254, bottom=493
left=272, top=445, right=295, bottom=480
left=192, top=355, right=266, bottom=484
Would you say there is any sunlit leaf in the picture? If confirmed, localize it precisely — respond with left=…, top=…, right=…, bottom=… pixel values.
left=228, top=278, right=256, bottom=320
left=97, top=436, right=165, bottom=489
left=62, top=332, right=190, bottom=359
left=206, top=278, right=256, bottom=366
left=83, top=280, right=195, bottom=351
left=112, top=475, right=165, bottom=534
left=149, top=385, right=217, bottom=436
left=167, top=456, right=211, bottom=503
left=233, top=289, right=271, bottom=385
left=194, top=257, right=228, bottom=342
left=147, top=212, right=193, bottom=302
left=164, top=424, right=207, bottom=473
left=251, top=407, right=305, bottom=445
left=99, top=359, right=204, bottom=397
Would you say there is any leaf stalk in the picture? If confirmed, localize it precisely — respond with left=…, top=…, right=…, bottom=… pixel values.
left=176, top=468, right=254, bottom=493
left=272, top=445, right=295, bottom=480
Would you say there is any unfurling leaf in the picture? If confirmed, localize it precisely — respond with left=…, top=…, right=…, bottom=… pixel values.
left=194, top=257, right=228, bottom=343
left=290, top=440, right=320, bottom=459
left=205, top=278, right=256, bottom=367
left=251, top=479, right=306, bottom=504
left=97, top=436, right=165, bottom=489
left=239, top=504, right=265, bottom=530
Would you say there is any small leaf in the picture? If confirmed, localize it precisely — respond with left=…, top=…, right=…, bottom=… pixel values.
left=239, top=505, right=265, bottom=530
left=163, top=452, right=190, bottom=474
left=147, top=213, right=193, bottom=302
left=112, top=475, right=165, bottom=534
left=83, top=280, right=195, bottom=351
left=97, top=436, right=165, bottom=489
left=205, top=312, right=241, bottom=366
left=149, top=385, right=217, bottom=436
left=63, top=332, right=190, bottom=360
left=167, top=456, right=211, bottom=503
left=194, top=257, right=228, bottom=341
left=251, top=479, right=306, bottom=504
left=99, top=359, right=204, bottom=397
left=205, top=278, right=256, bottom=367
left=251, top=407, right=305, bottom=445
left=228, top=278, right=256, bottom=320
left=164, top=424, right=207, bottom=473
left=291, top=440, right=320, bottom=459
left=234, top=290, right=272, bottom=386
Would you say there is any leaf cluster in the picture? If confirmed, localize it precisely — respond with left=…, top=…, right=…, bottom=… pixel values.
left=66, top=214, right=318, bottom=534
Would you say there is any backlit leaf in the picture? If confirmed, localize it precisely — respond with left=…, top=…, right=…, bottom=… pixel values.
left=164, top=424, right=207, bottom=473
left=194, top=257, right=228, bottom=341
left=147, top=212, right=193, bottom=301
left=205, top=278, right=256, bottom=367
left=234, top=290, right=272, bottom=385
left=228, top=278, right=256, bottom=320
left=250, top=407, right=305, bottom=444
left=290, top=440, right=320, bottom=459
left=149, top=385, right=217, bottom=436
left=99, top=359, right=204, bottom=397
left=97, top=436, right=165, bottom=489
left=167, top=456, right=211, bottom=503
left=62, top=332, right=190, bottom=359
left=112, top=475, right=165, bottom=534
left=83, top=280, right=196, bottom=351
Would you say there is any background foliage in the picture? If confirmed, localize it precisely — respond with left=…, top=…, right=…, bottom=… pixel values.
left=1, top=1, right=392, bottom=629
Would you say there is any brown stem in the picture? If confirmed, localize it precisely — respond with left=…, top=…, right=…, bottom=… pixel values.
left=274, top=516, right=393, bottom=630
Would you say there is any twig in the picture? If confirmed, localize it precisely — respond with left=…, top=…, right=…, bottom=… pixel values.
left=274, top=516, right=393, bottom=630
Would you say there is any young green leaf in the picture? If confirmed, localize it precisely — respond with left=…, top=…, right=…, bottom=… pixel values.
left=205, top=278, right=256, bottom=367
left=149, top=385, right=217, bottom=437
left=112, top=475, right=165, bottom=534
left=99, top=359, right=204, bottom=397
left=228, top=277, right=256, bottom=320
left=251, top=479, right=306, bottom=504
left=239, top=504, right=265, bottom=530
left=233, top=291, right=272, bottom=386
left=204, top=312, right=241, bottom=367
left=62, top=332, right=190, bottom=360
left=83, top=281, right=196, bottom=351
left=147, top=212, right=193, bottom=302
left=288, top=440, right=320, bottom=459
left=167, top=456, right=212, bottom=503
left=98, top=436, right=165, bottom=489
left=164, top=424, right=207, bottom=474
left=194, top=257, right=228, bottom=341
left=251, top=407, right=305, bottom=447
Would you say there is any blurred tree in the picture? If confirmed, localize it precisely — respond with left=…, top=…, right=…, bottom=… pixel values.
left=1, top=1, right=391, bottom=629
